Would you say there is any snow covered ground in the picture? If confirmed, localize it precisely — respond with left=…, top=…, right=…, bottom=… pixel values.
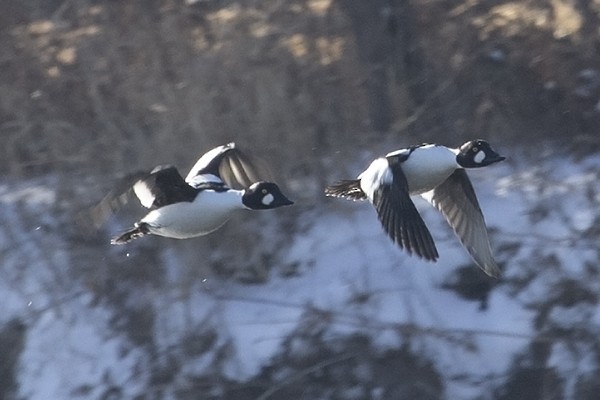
left=1, top=150, right=599, bottom=399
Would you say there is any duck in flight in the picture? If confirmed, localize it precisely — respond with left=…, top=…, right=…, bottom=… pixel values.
left=85, top=143, right=293, bottom=244
left=325, top=140, right=505, bottom=277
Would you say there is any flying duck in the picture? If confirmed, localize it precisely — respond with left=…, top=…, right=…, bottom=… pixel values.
left=325, top=140, right=505, bottom=277
left=85, top=143, right=293, bottom=244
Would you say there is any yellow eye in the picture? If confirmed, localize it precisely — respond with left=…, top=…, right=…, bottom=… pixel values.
left=262, top=189, right=267, bottom=194
left=472, top=147, right=478, bottom=152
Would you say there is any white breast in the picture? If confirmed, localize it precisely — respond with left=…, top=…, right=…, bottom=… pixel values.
left=394, top=145, right=459, bottom=194
left=140, top=190, right=244, bottom=239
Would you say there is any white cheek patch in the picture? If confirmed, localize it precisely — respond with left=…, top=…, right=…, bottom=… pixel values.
left=262, top=193, right=274, bottom=206
left=474, top=150, right=486, bottom=164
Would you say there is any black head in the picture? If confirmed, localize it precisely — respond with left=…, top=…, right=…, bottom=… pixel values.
left=456, top=140, right=505, bottom=168
left=242, top=181, right=294, bottom=210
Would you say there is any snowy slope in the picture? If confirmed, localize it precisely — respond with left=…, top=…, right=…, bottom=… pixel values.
left=1, top=151, right=599, bottom=399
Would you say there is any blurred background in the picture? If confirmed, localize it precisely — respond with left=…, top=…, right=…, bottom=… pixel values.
left=1, top=0, right=600, bottom=399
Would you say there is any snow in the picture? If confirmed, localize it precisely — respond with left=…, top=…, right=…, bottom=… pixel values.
left=18, top=303, right=147, bottom=400
left=1, top=151, right=599, bottom=398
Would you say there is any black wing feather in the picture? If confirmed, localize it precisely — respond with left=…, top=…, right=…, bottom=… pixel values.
left=76, top=170, right=149, bottom=230
left=324, top=180, right=367, bottom=200
left=81, top=165, right=198, bottom=231
left=373, top=163, right=438, bottom=261
left=220, top=148, right=271, bottom=189
left=186, top=143, right=273, bottom=189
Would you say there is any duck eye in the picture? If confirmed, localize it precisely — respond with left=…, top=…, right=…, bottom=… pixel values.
left=472, top=147, right=478, bottom=152
left=262, top=189, right=267, bottom=194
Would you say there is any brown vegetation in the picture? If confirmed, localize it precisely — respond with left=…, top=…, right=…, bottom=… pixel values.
left=1, top=0, right=599, bottom=184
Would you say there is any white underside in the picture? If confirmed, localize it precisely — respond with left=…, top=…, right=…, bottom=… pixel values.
left=360, top=145, right=460, bottom=200
left=140, top=190, right=245, bottom=239
left=400, top=146, right=459, bottom=194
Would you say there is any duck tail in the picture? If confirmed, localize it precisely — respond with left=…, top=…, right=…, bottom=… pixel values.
left=110, top=223, right=150, bottom=245
left=325, top=180, right=367, bottom=200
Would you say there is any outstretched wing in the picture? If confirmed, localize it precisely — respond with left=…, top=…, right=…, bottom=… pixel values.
left=77, top=170, right=149, bottom=230
left=422, top=169, right=501, bottom=278
left=78, top=166, right=198, bottom=231
left=185, top=142, right=272, bottom=189
left=324, top=179, right=367, bottom=200
left=368, top=160, right=438, bottom=261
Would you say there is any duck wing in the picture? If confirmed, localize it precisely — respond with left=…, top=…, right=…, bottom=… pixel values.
left=324, top=179, right=367, bottom=200
left=79, top=166, right=199, bottom=231
left=133, top=165, right=198, bottom=209
left=77, top=170, right=149, bottom=230
left=371, top=161, right=438, bottom=261
left=185, top=142, right=272, bottom=189
left=422, top=169, right=501, bottom=278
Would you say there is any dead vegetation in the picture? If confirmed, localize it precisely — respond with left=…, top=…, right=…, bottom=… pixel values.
left=1, top=0, right=598, bottom=184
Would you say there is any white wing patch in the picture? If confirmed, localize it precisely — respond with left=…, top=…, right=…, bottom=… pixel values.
left=186, top=173, right=223, bottom=188
left=133, top=181, right=155, bottom=209
left=358, top=158, right=392, bottom=201
left=420, top=190, right=434, bottom=203
left=185, top=143, right=234, bottom=183
left=385, top=148, right=413, bottom=158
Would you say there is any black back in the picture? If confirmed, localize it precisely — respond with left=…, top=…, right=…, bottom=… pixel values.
left=135, top=165, right=199, bottom=209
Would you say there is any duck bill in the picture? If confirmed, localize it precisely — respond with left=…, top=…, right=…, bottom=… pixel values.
left=488, top=153, right=506, bottom=164
left=280, top=198, right=294, bottom=206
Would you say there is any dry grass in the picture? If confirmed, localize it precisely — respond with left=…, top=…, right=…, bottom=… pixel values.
left=1, top=1, right=364, bottom=183
left=1, top=0, right=598, bottom=184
